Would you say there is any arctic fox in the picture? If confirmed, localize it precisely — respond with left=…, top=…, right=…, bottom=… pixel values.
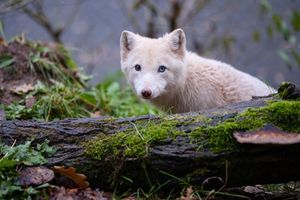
left=120, top=29, right=275, bottom=113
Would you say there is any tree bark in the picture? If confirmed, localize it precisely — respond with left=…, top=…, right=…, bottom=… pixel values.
left=1, top=96, right=300, bottom=191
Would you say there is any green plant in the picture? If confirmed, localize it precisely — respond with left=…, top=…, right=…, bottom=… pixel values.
left=0, top=19, right=5, bottom=39
left=2, top=102, right=37, bottom=120
left=3, top=81, right=91, bottom=121
left=0, top=55, right=14, bottom=69
left=3, top=75, right=160, bottom=121
left=0, top=140, right=56, bottom=199
left=27, top=41, right=87, bottom=88
left=32, top=81, right=91, bottom=121
left=92, top=76, right=160, bottom=117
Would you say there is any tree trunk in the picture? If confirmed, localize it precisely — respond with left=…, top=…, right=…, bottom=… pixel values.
left=1, top=96, right=300, bottom=191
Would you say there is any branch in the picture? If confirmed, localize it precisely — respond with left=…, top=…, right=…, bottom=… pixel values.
left=22, top=1, right=62, bottom=43
left=0, top=0, right=36, bottom=14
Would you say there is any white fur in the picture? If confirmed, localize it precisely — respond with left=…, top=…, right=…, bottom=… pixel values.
left=120, top=29, right=276, bottom=113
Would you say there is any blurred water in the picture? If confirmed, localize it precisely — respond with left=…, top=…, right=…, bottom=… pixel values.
left=2, top=0, right=300, bottom=87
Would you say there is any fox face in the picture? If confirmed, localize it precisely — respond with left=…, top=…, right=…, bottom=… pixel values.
left=120, top=29, right=187, bottom=102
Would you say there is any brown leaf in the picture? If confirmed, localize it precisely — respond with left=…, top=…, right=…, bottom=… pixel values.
left=53, top=166, right=89, bottom=189
left=0, top=37, right=6, bottom=46
left=11, top=83, right=34, bottom=94
left=19, top=166, right=54, bottom=186
left=234, top=124, right=300, bottom=144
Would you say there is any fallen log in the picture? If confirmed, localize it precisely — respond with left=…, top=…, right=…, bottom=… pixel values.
left=0, top=95, right=300, bottom=191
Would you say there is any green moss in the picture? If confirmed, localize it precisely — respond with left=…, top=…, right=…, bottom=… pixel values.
left=266, top=101, right=300, bottom=132
left=278, top=82, right=291, bottom=99
left=83, top=100, right=300, bottom=160
left=277, top=82, right=300, bottom=100
left=191, top=100, right=300, bottom=152
left=97, top=117, right=117, bottom=123
left=83, top=119, right=185, bottom=160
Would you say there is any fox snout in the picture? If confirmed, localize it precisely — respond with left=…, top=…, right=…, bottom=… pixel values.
left=141, top=88, right=152, bottom=99
left=133, top=74, right=167, bottom=100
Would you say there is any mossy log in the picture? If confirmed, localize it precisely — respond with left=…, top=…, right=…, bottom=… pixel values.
left=1, top=96, right=300, bottom=191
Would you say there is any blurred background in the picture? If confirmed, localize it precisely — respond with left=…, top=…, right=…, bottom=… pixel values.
left=1, top=0, right=300, bottom=87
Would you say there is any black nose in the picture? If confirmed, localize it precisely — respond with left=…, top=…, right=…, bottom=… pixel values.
left=141, top=89, right=152, bottom=98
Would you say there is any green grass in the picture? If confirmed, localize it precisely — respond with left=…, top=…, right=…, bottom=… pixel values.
left=2, top=77, right=160, bottom=121
left=0, top=55, right=14, bottom=69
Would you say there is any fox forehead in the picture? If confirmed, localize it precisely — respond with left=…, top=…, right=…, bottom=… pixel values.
left=126, top=37, right=175, bottom=70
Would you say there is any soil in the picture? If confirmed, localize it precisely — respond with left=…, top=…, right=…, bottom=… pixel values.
left=0, top=40, right=39, bottom=104
left=0, top=39, right=81, bottom=105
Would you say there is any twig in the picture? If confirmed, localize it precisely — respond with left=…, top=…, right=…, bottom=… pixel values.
left=22, top=0, right=83, bottom=43
left=0, top=0, right=36, bottom=14
left=205, top=160, right=228, bottom=200
left=22, top=0, right=62, bottom=43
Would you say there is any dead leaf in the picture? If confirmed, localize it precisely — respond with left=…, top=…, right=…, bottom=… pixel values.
left=53, top=166, right=89, bottom=189
left=19, top=166, right=54, bottom=186
left=11, top=83, right=34, bottom=94
left=234, top=124, right=300, bottom=144
left=90, top=111, right=101, bottom=118
left=0, top=37, right=6, bottom=46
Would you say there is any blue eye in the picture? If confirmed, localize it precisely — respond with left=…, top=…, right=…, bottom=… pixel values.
left=158, top=65, right=166, bottom=73
left=134, top=64, right=141, bottom=71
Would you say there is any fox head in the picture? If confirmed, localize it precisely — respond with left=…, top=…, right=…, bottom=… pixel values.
left=120, top=29, right=187, bottom=103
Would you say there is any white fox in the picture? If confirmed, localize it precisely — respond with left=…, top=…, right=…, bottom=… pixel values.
left=120, top=29, right=275, bottom=113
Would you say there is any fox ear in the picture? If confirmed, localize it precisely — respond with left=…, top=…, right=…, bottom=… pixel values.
left=168, top=29, right=186, bottom=57
left=120, top=30, right=136, bottom=60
